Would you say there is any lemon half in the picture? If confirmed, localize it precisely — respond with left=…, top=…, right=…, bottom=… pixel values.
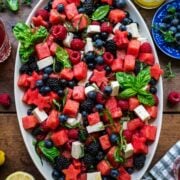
left=0, top=150, right=5, bottom=166
left=6, top=171, right=35, bottom=180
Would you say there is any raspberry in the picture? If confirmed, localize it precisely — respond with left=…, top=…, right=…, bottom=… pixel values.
left=101, top=22, right=113, bottom=33
left=69, top=51, right=81, bottom=64
left=118, top=100, right=129, bottom=110
left=167, top=91, right=180, bottom=105
left=140, top=42, right=152, bottom=53
left=123, top=129, right=133, bottom=143
left=96, top=92, right=106, bottom=104
left=35, top=9, right=49, bottom=21
left=68, top=129, right=79, bottom=139
left=103, top=52, right=114, bottom=65
left=96, top=65, right=105, bottom=71
left=0, top=93, right=11, bottom=107
left=70, top=38, right=85, bottom=51
left=51, top=25, right=67, bottom=41
left=91, top=21, right=100, bottom=25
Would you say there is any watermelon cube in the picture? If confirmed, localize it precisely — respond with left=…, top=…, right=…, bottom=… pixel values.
left=65, top=3, right=78, bottom=20
left=111, top=58, right=124, bottom=72
left=123, top=158, right=133, bottom=168
left=73, top=62, right=87, bottom=80
left=129, top=97, right=139, bottom=111
left=67, top=0, right=81, bottom=6
left=18, top=74, right=30, bottom=88
left=99, top=134, right=111, bottom=150
left=124, top=55, right=135, bottom=72
left=114, top=31, right=129, bottom=49
left=87, top=112, right=100, bottom=125
left=140, top=125, right=157, bottom=141
left=150, top=63, right=163, bottom=80
left=72, top=14, right=89, bottom=31
left=22, top=115, right=39, bottom=129
left=110, top=107, right=122, bottom=119
left=117, top=50, right=126, bottom=60
left=60, top=68, right=74, bottom=80
left=46, top=110, right=59, bottom=130
left=127, top=40, right=141, bottom=58
left=49, top=9, right=61, bottom=25
left=101, top=0, right=113, bottom=5
left=72, top=86, right=85, bottom=102
left=97, top=160, right=111, bottom=176
left=118, top=167, right=131, bottom=180
left=51, top=130, right=68, bottom=146
left=132, top=137, right=148, bottom=154
left=107, top=146, right=119, bottom=167
left=127, top=118, right=144, bottom=131
left=108, top=9, right=126, bottom=24
left=63, top=99, right=79, bottom=117
left=139, top=53, right=155, bottom=65
left=67, top=88, right=73, bottom=99
left=105, top=97, right=118, bottom=111
left=146, top=106, right=158, bottom=119
left=50, top=42, right=58, bottom=56
left=35, top=42, right=51, bottom=60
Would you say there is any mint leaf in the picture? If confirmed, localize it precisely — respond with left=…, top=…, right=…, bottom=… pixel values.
left=119, top=88, right=137, bottom=99
left=138, top=92, right=155, bottom=106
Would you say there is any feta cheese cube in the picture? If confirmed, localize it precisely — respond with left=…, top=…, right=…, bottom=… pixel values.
left=113, top=23, right=121, bottom=33
left=107, top=33, right=115, bottom=40
left=134, top=105, right=150, bottom=121
left=124, top=143, right=134, bottom=158
left=86, top=122, right=105, bottom=134
left=85, top=38, right=94, bottom=53
left=137, top=37, right=148, bottom=44
left=122, top=121, right=127, bottom=130
left=67, top=113, right=82, bottom=126
left=110, top=81, right=120, bottom=96
left=85, top=86, right=96, bottom=95
left=71, top=141, right=84, bottom=159
left=126, top=23, right=140, bottom=38
left=32, top=107, right=48, bottom=123
left=37, top=56, right=54, bottom=70
left=78, top=70, right=93, bottom=86
left=87, top=25, right=101, bottom=34
left=63, top=32, right=74, bottom=47
left=87, top=172, right=102, bottom=180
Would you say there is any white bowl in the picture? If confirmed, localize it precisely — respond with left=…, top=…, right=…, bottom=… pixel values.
left=14, top=0, right=163, bottom=179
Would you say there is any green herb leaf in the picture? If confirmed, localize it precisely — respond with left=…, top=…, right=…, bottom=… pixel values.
left=163, top=31, right=175, bottom=43
left=32, top=26, right=49, bottom=43
left=92, top=5, right=110, bottom=21
left=114, top=147, right=124, bottom=163
left=163, top=62, right=176, bottom=79
left=103, top=108, right=114, bottom=125
left=167, top=6, right=176, bottom=14
left=6, top=0, right=19, bottom=12
left=119, top=88, right=137, bottom=99
left=53, top=99, right=61, bottom=111
left=138, top=92, right=155, bottom=106
left=62, top=89, right=68, bottom=107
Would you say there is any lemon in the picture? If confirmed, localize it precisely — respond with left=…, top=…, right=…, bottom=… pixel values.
left=0, top=150, right=5, bottom=166
left=134, top=0, right=165, bottom=8
left=6, top=171, right=35, bottom=180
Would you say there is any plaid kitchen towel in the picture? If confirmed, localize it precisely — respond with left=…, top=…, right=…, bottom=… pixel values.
left=142, top=141, right=180, bottom=180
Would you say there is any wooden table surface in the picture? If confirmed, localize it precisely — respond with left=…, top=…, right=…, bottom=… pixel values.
left=0, top=1, right=179, bottom=179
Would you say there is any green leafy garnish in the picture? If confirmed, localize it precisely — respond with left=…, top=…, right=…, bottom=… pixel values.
left=37, top=141, right=59, bottom=163
left=55, top=47, right=72, bottom=68
left=114, top=147, right=124, bottom=163
left=6, top=0, right=19, bottom=12
left=116, top=68, right=155, bottom=106
left=167, top=6, right=176, bottom=14
left=52, top=99, right=61, bottom=111
left=13, top=23, right=48, bottom=63
left=62, top=89, right=68, bottom=107
left=92, top=5, right=110, bottom=21
left=103, top=108, right=114, bottom=125
left=22, top=0, right=32, bottom=6
left=163, top=62, right=176, bottom=79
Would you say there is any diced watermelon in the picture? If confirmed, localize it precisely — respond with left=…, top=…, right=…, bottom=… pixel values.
left=106, top=121, right=121, bottom=135
left=101, top=0, right=113, bottom=5
left=127, top=118, right=144, bottom=131
left=65, top=3, right=78, bottom=20
left=67, top=0, right=80, bottom=6
left=49, top=9, right=65, bottom=25
left=111, top=58, right=124, bottom=72
left=129, top=97, right=139, bottom=111
left=27, top=71, right=42, bottom=89
left=107, top=146, right=119, bottom=167
left=87, top=112, right=100, bottom=125
left=35, top=42, right=51, bottom=60
left=60, top=68, right=74, bottom=80
left=52, top=0, right=68, bottom=9
left=117, top=50, right=126, bottom=60
left=118, top=167, right=131, bottom=180
left=46, top=110, right=59, bottom=130
left=18, top=74, right=30, bottom=88
left=132, top=137, right=148, bottom=154
left=50, top=42, right=58, bottom=56
left=114, top=30, right=129, bottom=49
left=108, top=9, right=126, bottom=24
left=111, top=107, right=122, bottom=119
left=105, top=97, right=118, bottom=110
left=51, top=130, right=68, bottom=146
left=138, top=53, right=155, bottom=65
left=79, top=173, right=87, bottom=180
left=127, top=40, right=141, bottom=58
left=72, top=14, right=89, bottom=31
left=146, top=106, right=158, bottom=119
left=22, top=115, right=39, bottom=129
left=32, top=16, right=48, bottom=27
left=72, top=86, right=85, bottom=102
left=99, top=134, right=111, bottom=150
left=46, top=34, right=55, bottom=47
left=150, top=63, right=163, bottom=80
left=123, top=158, right=133, bottom=168
left=124, top=55, right=135, bottom=72
left=66, top=88, right=73, bottom=99
left=73, top=62, right=87, bottom=80
left=97, top=160, right=111, bottom=176
left=63, top=99, right=79, bottom=117
left=140, top=125, right=157, bottom=141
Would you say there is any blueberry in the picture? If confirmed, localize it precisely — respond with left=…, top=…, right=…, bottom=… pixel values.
left=110, top=133, right=119, bottom=144
left=95, top=56, right=104, bottom=65
left=85, top=52, right=95, bottom=63
left=57, top=4, right=64, bottom=13
left=126, top=168, right=134, bottom=174
left=68, top=80, right=76, bottom=88
left=59, top=79, right=67, bottom=88
left=158, top=23, right=167, bottom=31
left=104, top=86, right=112, bottom=95
left=59, top=114, right=68, bottom=122
left=96, top=151, right=104, bottom=161
left=87, top=91, right=97, bottom=99
left=27, top=108, right=33, bottom=115
left=119, top=24, right=127, bottom=31
left=88, top=63, right=95, bottom=70
left=44, top=86, right=51, bottom=93
left=82, top=111, right=88, bottom=118
left=58, top=89, right=64, bottom=97
left=122, top=18, right=131, bottom=25
left=149, top=78, right=157, bottom=86
left=102, top=176, right=111, bottom=180
left=177, top=25, right=180, bottom=32
left=171, top=18, right=179, bottom=26
left=175, top=33, right=180, bottom=43
left=42, top=73, right=49, bottom=81
left=115, top=0, right=126, bottom=9
left=44, top=139, right=53, bottom=148
left=110, top=169, right=119, bottom=178
left=101, top=32, right=108, bottom=40
left=162, top=15, right=173, bottom=23
left=95, top=104, right=104, bottom=112
left=150, top=86, right=157, bottom=94
left=169, top=26, right=177, bottom=34
left=93, top=34, right=101, bottom=41
left=44, top=67, right=53, bottom=74
left=176, top=12, right=180, bottom=19
left=104, top=66, right=112, bottom=73
left=36, top=80, right=44, bottom=88
left=78, top=7, right=85, bottom=13
left=52, top=169, right=61, bottom=180
left=39, top=86, right=46, bottom=95
left=95, top=39, right=104, bottom=48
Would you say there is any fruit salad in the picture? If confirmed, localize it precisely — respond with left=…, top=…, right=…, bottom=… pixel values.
left=14, top=0, right=163, bottom=179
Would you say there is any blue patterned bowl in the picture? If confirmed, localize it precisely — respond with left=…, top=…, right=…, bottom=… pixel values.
left=152, top=0, right=180, bottom=60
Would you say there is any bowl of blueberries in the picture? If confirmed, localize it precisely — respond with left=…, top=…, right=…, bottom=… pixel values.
left=152, top=0, right=180, bottom=59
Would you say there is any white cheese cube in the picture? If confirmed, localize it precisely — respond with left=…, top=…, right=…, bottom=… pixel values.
left=78, top=70, right=93, bottom=86
left=86, top=122, right=105, bottom=134
left=107, top=33, right=115, bottom=40
left=71, top=141, right=84, bottom=159
left=124, top=143, right=134, bottom=158
left=87, top=25, right=101, bottom=34
left=85, top=38, right=94, bottom=53
left=77, top=113, right=83, bottom=125
left=87, top=172, right=102, bottom=180
left=137, top=37, right=148, bottom=44
left=113, top=23, right=121, bottom=33
left=134, top=105, right=150, bottom=121
left=122, top=121, right=127, bottom=130
left=110, top=81, right=120, bottom=96
left=126, top=23, right=140, bottom=38
left=85, top=86, right=96, bottom=95
left=32, top=107, right=48, bottom=123
left=37, top=56, right=54, bottom=70
left=63, top=32, right=74, bottom=47
left=67, top=113, right=82, bottom=126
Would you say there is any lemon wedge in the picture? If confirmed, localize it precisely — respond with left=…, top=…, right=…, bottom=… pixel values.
left=6, top=171, right=35, bottom=180
left=0, top=150, right=5, bottom=166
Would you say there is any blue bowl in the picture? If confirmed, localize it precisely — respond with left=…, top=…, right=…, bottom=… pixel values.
left=152, top=0, right=180, bottom=60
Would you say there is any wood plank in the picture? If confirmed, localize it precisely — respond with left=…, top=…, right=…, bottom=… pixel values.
left=0, top=114, right=179, bottom=179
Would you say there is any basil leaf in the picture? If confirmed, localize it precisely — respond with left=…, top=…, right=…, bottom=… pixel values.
left=6, top=0, right=19, bottom=12
left=138, top=92, right=155, bottom=106
left=19, top=45, right=34, bottom=63
left=114, top=147, right=124, bottom=163
left=37, top=141, right=59, bottom=163
left=32, top=26, right=48, bottom=43
left=92, top=5, right=110, bottom=21
left=119, top=88, right=137, bottom=99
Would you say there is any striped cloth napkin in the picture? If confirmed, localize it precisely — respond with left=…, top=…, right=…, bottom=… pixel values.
left=142, top=141, right=180, bottom=180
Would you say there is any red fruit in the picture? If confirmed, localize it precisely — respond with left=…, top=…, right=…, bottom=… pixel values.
left=91, top=21, right=100, bottom=25
left=105, top=96, right=118, bottom=110
left=22, top=115, right=39, bottom=130
left=60, top=68, right=74, bottom=80
left=118, top=100, right=129, bottom=110
left=150, top=63, right=164, bottom=80
left=97, top=160, right=111, bottom=176
left=68, top=129, right=79, bottom=139
left=65, top=3, right=78, bottom=20
left=111, top=58, right=124, bottom=72
left=124, top=55, right=136, bottom=72
left=87, top=112, right=100, bottom=125
left=132, top=137, right=148, bottom=154
left=127, top=39, right=141, bottom=58
left=18, top=74, right=30, bottom=88
left=146, top=106, right=158, bottom=119
left=73, top=62, right=87, bottom=80
left=51, top=130, right=68, bottom=146
left=96, top=65, right=105, bottom=71
left=67, top=0, right=81, bottom=6
left=69, top=51, right=81, bottom=64
left=114, top=30, right=129, bottom=48
left=70, top=38, right=85, bottom=51
left=123, top=129, right=133, bottom=143
left=103, top=52, right=114, bottom=65
left=35, top=9, right=49, bottom=21
left=140, top=42, right=152, bottom=53
left=52, top=0, right=68, bottom=9
left=50, top=42, right=58, bottom=56
left=127, top=118, right=144, bottom=131
left=108, top=9, right=126, bottom=24
left=118, top=167, right=131, bottom=180
left=140, top=125, right=157, bottom=141
left=139, top=53, right=155, bottom=65
left=123, top=158, right=133, bottom=168
left=46, top=110, right=59, bottom=130
left=63, top=164, right=81, bottom=180
left=35, top=42, right=51, bottom=60
left=101, top=0, right=113, bottom=5
left=32, top=16, right=48, bottom=27
left=117, top=50, right=126, bottom=60
left=107, top=146, right=119, bottom=167
left=72, top=14, right=89, bottom=31
left=73, top=159, right=81, bottom=169
left=167, top=91, right=180, bottom=105
left=46, top=35, right=55, bottom=47
left=72, top=86, right=85, bottom=102
left=96, top=92, right=106, bottom=104
left=49, top=9, right=65, bottom=24
left=101, top=22, right=113, bottom=33
left=51, top=25, right=67, bottom=40
left=129, top=97, right=139, bottom=111
left=99, top=134, right=111, bottom=150
left=66, top=88, right=73, bottom=99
